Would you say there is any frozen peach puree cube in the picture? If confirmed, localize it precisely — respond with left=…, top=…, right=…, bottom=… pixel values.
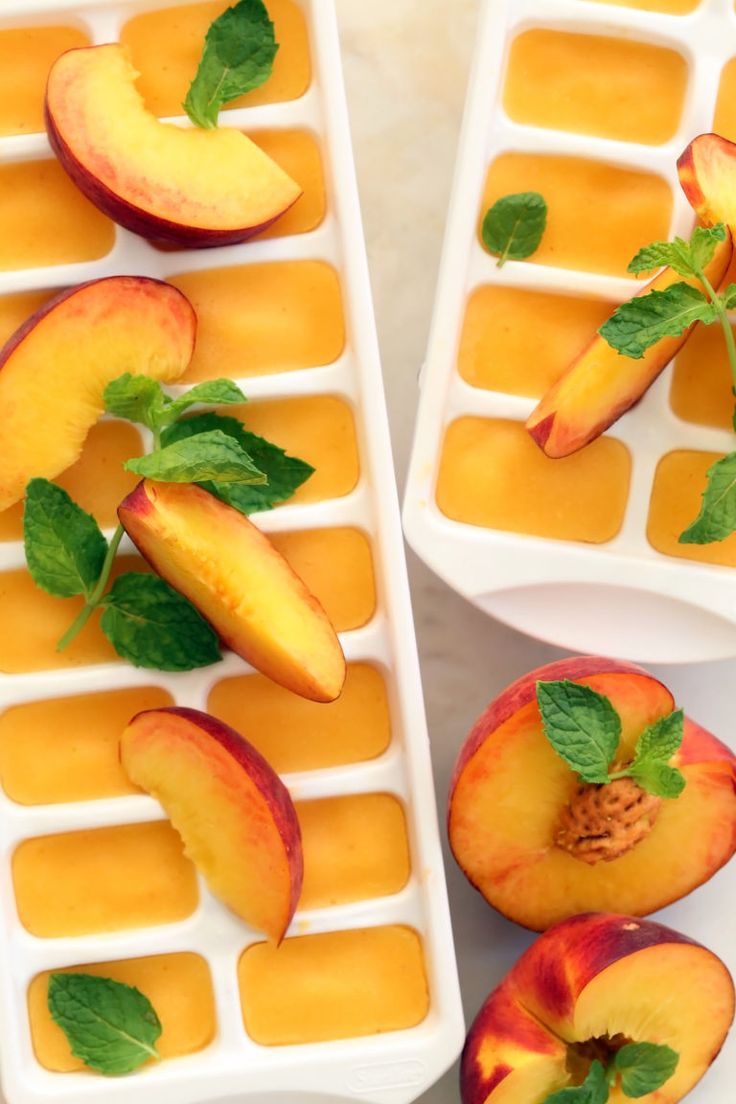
left=0, top=160, right=113, bottom=270
left=297, top=794, right=410, bottom=909
left=270, top=527, right=376, bottom=631
left=208, top=662, right=390, bottom=773
left=0, top=554, right=148, bottom=674
left=714, top=58, right=736, bottom=143
left=480, top=154, right=672, bottom=277
left=436, top=418, right=630, bottom=543
left=0, top=687, right=173, bottom=805
left=648, top=451, right=736, bottom=567
left=170, top=261, right=344, bottom=380
left=12, top=822, right=198, bottom=937
left=504, top=30, right=687, bottom=145
left=248, top=130, right=325, bottom=240
left=120, top=0, right=310, bottom=116
left=0, top=26, right=89, bottom=136
left=458, top=287, right=611, bottom=396
left=0, top=421, right=144, bottom=542
left=670, top=324, right=735, bottom=429
left=239, top=926, right=429, bottom=1044
left=29, top=953, right=215, bottom=1071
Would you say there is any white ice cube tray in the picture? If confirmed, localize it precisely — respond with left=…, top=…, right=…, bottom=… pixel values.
left=0, top=1, right=464, bottom=1101
left=404, top=0, right=736, bottom=664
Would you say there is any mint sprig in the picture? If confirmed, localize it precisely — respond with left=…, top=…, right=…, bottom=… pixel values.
left=183, top=0, right=278, bottom=129
left=48, top=973, right=161, bottom=1076
left=24, top=480, right=107, bottom=599
left=543, top=1042, right=678, bottom=1104
left=536, top=681, right=686, bottom=799
left=545, top=1061, right=608, bottom=1104
left=104, top=374, right=248, bottom=443
left=125, top=429, right=267, bottom=485
left=481, top=192, right=547, bottom=268
left=599, top=283, right=718, bottom=359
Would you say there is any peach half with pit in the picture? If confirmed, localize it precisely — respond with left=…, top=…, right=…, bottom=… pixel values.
left=118, top=480, right=346, bottom=703
left=45, top=44, right=302, bottom=247
left=448, top=657, right=736, bottom=931
left=461, top=912, right=734, bottom=1104
left=0, top=276, right=195, bottom=512
left=121, top=707, right=302, bottom=943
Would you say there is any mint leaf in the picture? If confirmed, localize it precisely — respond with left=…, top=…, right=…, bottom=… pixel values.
left=633, top=710, right=684, bottom=764
left=690, top=223, right=727, bottom=272
left=680, top=451, right=736, bottom=544
left=48, top=973, right=161, bottom=1076
left=599, top=283, right=716, bottom=359
left=184, top=0, right=277, bottom=129
left=23, top=479, right=107, bottom=599
left=614, top=1043, right=678, bottom=1098
left=482, top=192, right=547, bottom=267
left=125, top=429, right=267, bottom=484
left=161, top=413, right=313, bottom=512
left=722, top=283, right=736, bottom=310
left=629, top=761, right=686, bottom=799
left=100, top=573, right=221, bottom=671
left=544, top=1061, right=609, bottom=1104
left=536, top=680, right=621, bottom=784
left=627, top=225, right=726, bottom=278
left=103, top=374, right=164, bottom=428
left=160, top=380, right=247, bottom=425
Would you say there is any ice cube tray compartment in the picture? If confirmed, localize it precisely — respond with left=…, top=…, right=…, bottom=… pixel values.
left=0, top=1, right=463, bottom=1101
left=404, top=0, right=736, bottom=663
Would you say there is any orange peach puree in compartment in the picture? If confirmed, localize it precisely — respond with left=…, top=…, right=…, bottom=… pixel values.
left=0, top=529, right=375, bottom=673
left=436, top=418, right=630, bottom=543
left=670, top=323, right=736, bottom=429
left=649, top=450, right=736, bottom=567
left=13, top=821, right=198, bottom=937
left=0, top=26, right=90, bottom=136
left=120, top=0, right=310, bottom=116
left=239, top=926, right=429, bottom=1044
left=29, top=954, right=215, bottom=1071
left=504, top=30, right=686, bottom=144
left=480, top=154, right=672, bottom=277
left=714, top=57, right=736, bottom=142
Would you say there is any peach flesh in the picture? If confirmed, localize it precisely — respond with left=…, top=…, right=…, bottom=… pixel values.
left=122, top=707, right=302, bottom=943
left=462, top=913, right=735, bottom=1104
left=118, top=480, right=346, bottom=702
left=449, top=657, right=736, bottom=929
left=46, top=44, right=302, bottom=246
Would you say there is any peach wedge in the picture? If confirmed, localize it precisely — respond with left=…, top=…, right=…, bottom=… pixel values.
left=0, top=276, right=195, bottom=511
left=678, top=132, right=736, bottom=229
left=449, top=657, right=736, bottom=930
left=121, top=707, right=302, bottom=942
left=462, top=913, right=734, bottom=1104
left=526, top=234, right=732, bottom=457
left=46, top=44, right=302, bottom=247
left=118, top=480, right=346, bottom=702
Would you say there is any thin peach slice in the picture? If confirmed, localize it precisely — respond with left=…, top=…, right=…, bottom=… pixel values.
left=0, top=276, right=195, bottom=511
left=121, top=706, right=303, bottom=943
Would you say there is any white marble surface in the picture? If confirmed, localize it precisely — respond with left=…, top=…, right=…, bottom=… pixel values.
left=335, top=1, right=736, bottom=1102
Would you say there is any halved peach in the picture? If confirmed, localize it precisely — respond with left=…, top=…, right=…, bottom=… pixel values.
left=46, top=44, right=302, bottom=247
left=526, top=235, right=732, bottom=457
left=0, top=276, right=195, bottom=511
left=678, top=133, right=736, bottom=228
left=121, top=707, right=302, bottom=942
left=462, top=913, right=734, bottom=1104
left=118, top=480, right=346, bottom=702
left=449, top=657, right=736, bottom=930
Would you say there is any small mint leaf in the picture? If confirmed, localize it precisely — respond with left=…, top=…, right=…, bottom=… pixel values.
left=48, top=973, right=161, bottom=1076
left=627, top=239, right=694, bottom=278
left=100, top=573, right=221, bottom=671
left=599, top=283, right=716, bottom=359
left=103, top=373, right=165, bottom=428
left=482, top=192, right=547, bottom=267
left=722, top=283, right=736, bottom=311
left=633, top=710, right=684, bottom=765
left=689, top=223, right=727, bottom=272
left=124, top=429, right=267, bottom=484
left=23, top=479, right=107, bottom=599
left=543, top=1061, right=609, bottom=1104
left=679, top=451, right=736, bottom=545
left=614, top=1042, right=679, bottom=1098
left=629, top=761, right=686, bottom=799
left=158, top=379, right=247, bottom=426
left=536, top=680, right=621, bottom=784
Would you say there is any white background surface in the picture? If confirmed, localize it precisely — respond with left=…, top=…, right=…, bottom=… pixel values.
left=335, top=1, right=736, bottom=1101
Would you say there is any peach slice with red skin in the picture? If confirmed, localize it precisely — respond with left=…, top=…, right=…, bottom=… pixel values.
left=45, top=44, right=302, bottom=247
left=526, top=234, right=732, bottom=457
left=448, top=657, right=736, bottom=931
left=118, top=480, right=346, bottom=702
left=121, top=707, right=302, bottom=942
left=678, top=133, right=736, bottom=229
left=462, top=912, right=734, bottom=1104
left=0, top=276, right=195, bottom=512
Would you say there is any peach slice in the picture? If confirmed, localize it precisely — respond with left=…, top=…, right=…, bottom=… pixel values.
left=678, top=133, right=736, bottom=229
left=45, top=44, right=302, bottom=247
left=448, top=657, right=736, bottom=931
left=121, top=707, right=302, bottom=942
left=462, top=913, right=734, bottom=1104
left=526, top=235, right=732, bottom=457
left=118, top=480, right=346, bottom=702
left=0, top=276, right=195, bottom=512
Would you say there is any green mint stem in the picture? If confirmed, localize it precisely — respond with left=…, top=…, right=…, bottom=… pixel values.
left=56, top=524, right=125, bottom=651
left=699, top=270, right=736, bottom=391
left=152, top=424, right=162, bottom=451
